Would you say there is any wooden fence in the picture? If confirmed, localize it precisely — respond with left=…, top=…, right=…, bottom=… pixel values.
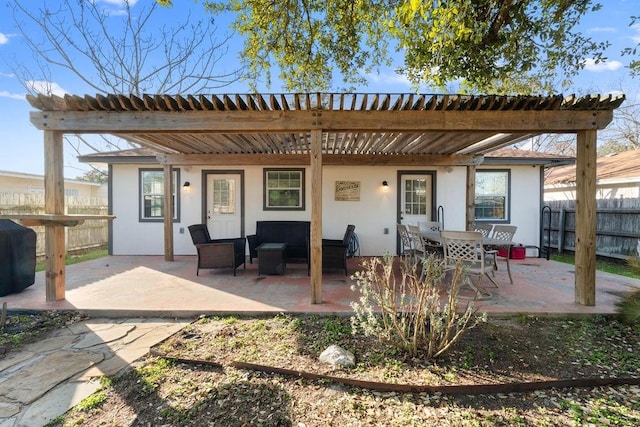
left=542, top=198, right=640, bottom=260
left=0, top=192, right=108, bottom=256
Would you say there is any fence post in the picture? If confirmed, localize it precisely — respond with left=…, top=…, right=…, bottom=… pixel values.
left=558, top=208, right=565, bottom=254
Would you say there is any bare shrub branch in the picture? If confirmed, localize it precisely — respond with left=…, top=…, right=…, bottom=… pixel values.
left=350, top=254, right=486, bottom=359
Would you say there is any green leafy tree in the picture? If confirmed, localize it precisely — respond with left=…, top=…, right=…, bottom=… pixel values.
left=158, top=0, right=608, bottom=93
left=76, top=169, right=108, bottom=184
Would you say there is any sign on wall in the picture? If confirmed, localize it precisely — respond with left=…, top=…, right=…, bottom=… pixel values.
left=334, top=181, right=360, bottom=201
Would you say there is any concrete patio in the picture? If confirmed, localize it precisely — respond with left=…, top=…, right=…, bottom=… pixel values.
left=2, top=255, right=640, bottom=318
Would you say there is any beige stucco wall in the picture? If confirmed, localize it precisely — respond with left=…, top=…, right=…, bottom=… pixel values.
left=0, top=172, right=105, bottom=200
left=545, top=180, right=640, bottom=201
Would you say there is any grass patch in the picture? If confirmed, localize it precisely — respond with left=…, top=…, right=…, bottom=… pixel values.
left=75, top=391, right=107, bottom=411
left=0, top=311, right=85, bottom=350
left=551, top=252, right=640, bottom=279
left=36, top=247, right=108, bottom=272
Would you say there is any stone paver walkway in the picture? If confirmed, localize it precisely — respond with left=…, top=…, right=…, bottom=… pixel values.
left=0, top=318, right=188, bottom=427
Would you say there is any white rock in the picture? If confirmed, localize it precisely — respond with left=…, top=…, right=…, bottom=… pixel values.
left=319, top=345, right=355, bottom=368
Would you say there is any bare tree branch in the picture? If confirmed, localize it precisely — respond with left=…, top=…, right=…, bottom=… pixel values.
left=9, top=0, right=244, bottom=174
left=9, top=0, right=243, bottom=95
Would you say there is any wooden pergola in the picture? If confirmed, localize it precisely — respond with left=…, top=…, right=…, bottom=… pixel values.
left=7, top=92, right=624, bottom=305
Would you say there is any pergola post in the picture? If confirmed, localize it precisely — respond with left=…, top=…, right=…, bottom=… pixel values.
left=44, top=130, right=66, bottom=301
left=163, top=164, right=174, bottom=261
left=465, top=165, right=476, bottom=231
left=310, top=129, right=323, bottom=304
left=575, top=129, right=597, bottom=305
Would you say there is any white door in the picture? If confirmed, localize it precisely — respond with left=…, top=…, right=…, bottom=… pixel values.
left=206, top=174, right=241, bottom=239
left=400, top=174, right=433, bottom=227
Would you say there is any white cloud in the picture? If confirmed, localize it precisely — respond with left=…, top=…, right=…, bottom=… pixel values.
left=367, top=71, right=412, bottom=87
left=583, top=58, right=624, bottom=72
left=0, top=72, right=16, bottom=78
left=26, top=80, right=68, bottom=97
left=97, top=0, right=139, bottom=11
left=589, top=27, right=616, bottom=33
left=0, top=90, right=26, bottom=100
left=94, top=0, right=139, bottom=17
left=98, top=0, right=139, bottom=6
left=0, top=33, right=10, bottom=45
left=631, top=23, right=640, bottom=44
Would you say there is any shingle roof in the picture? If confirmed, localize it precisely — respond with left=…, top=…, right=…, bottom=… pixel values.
left=545, top=149, right=640, bottom=184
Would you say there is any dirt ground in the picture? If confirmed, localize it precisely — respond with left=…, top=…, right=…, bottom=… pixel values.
left=39, top=313, right=640, bottom=427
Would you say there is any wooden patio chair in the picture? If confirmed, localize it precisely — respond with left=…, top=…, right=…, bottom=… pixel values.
left=440, top=230, right=498, bottom=299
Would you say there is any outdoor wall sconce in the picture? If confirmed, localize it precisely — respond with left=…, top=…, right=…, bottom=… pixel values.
left=183, top=181, right=191, bottom=189
left=382, top=180, right=389, bottom=192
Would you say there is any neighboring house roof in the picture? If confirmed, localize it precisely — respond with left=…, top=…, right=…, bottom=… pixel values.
left=545, top=149, right=640, bottom=184
left=484, top=147, right=574, bottom=166
left=79, top=148, right=160, bottom=164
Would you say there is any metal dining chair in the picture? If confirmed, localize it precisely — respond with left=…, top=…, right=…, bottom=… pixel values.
left=440, top=230, right=497, bottom=299
left=407, top=224, right=429, bottom=263
left=417, top=220, right=444, bottom=256
left=473, top=223, right=493, bottom=238
left=418, top=220, right=441, bottom=233
left=485, top=225, right=518, bottom=283
left=397, top=224, right=414, bottom=259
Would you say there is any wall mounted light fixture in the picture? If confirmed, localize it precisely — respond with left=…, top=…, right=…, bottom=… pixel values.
left=183, top=181, right=191, bottom=189
left=382, top=180, right=389, bottom=192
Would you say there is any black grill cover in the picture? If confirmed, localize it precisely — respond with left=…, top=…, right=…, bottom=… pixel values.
left=0, top=219, right=37, bottom=296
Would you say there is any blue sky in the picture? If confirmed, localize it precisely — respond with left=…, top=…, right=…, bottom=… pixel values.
left=1, top=0, right=639, bottom=178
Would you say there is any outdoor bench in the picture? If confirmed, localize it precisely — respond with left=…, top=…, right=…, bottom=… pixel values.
left=247, top=221, right=310, bottom=273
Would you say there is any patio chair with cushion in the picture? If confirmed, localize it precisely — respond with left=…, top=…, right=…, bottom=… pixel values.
left=440, top=230, right=497, bottom=299
left=188, top=224, right=247, bottom=276
left=322, top=224, right=355, bottom=275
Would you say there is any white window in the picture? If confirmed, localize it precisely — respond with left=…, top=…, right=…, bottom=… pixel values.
left=264, top=168, right=305, bottom=210
left=475, top=170, right=510, bottom=222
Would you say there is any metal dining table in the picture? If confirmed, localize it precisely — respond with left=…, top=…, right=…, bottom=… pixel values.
left=422, top=231, right=515, bottom=284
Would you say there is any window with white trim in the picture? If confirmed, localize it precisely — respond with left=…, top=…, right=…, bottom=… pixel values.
left=263, top=168, right=305, bottom=210
left=475, top=170, right=510, bottom=222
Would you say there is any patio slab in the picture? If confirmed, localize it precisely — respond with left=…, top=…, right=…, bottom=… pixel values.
left=1, top=255, right=639, bottom=317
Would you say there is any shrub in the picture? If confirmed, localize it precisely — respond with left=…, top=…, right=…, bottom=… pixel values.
left=615, top=288, right=640, bottom=325
left=349, top=254, right=485, bottom=358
